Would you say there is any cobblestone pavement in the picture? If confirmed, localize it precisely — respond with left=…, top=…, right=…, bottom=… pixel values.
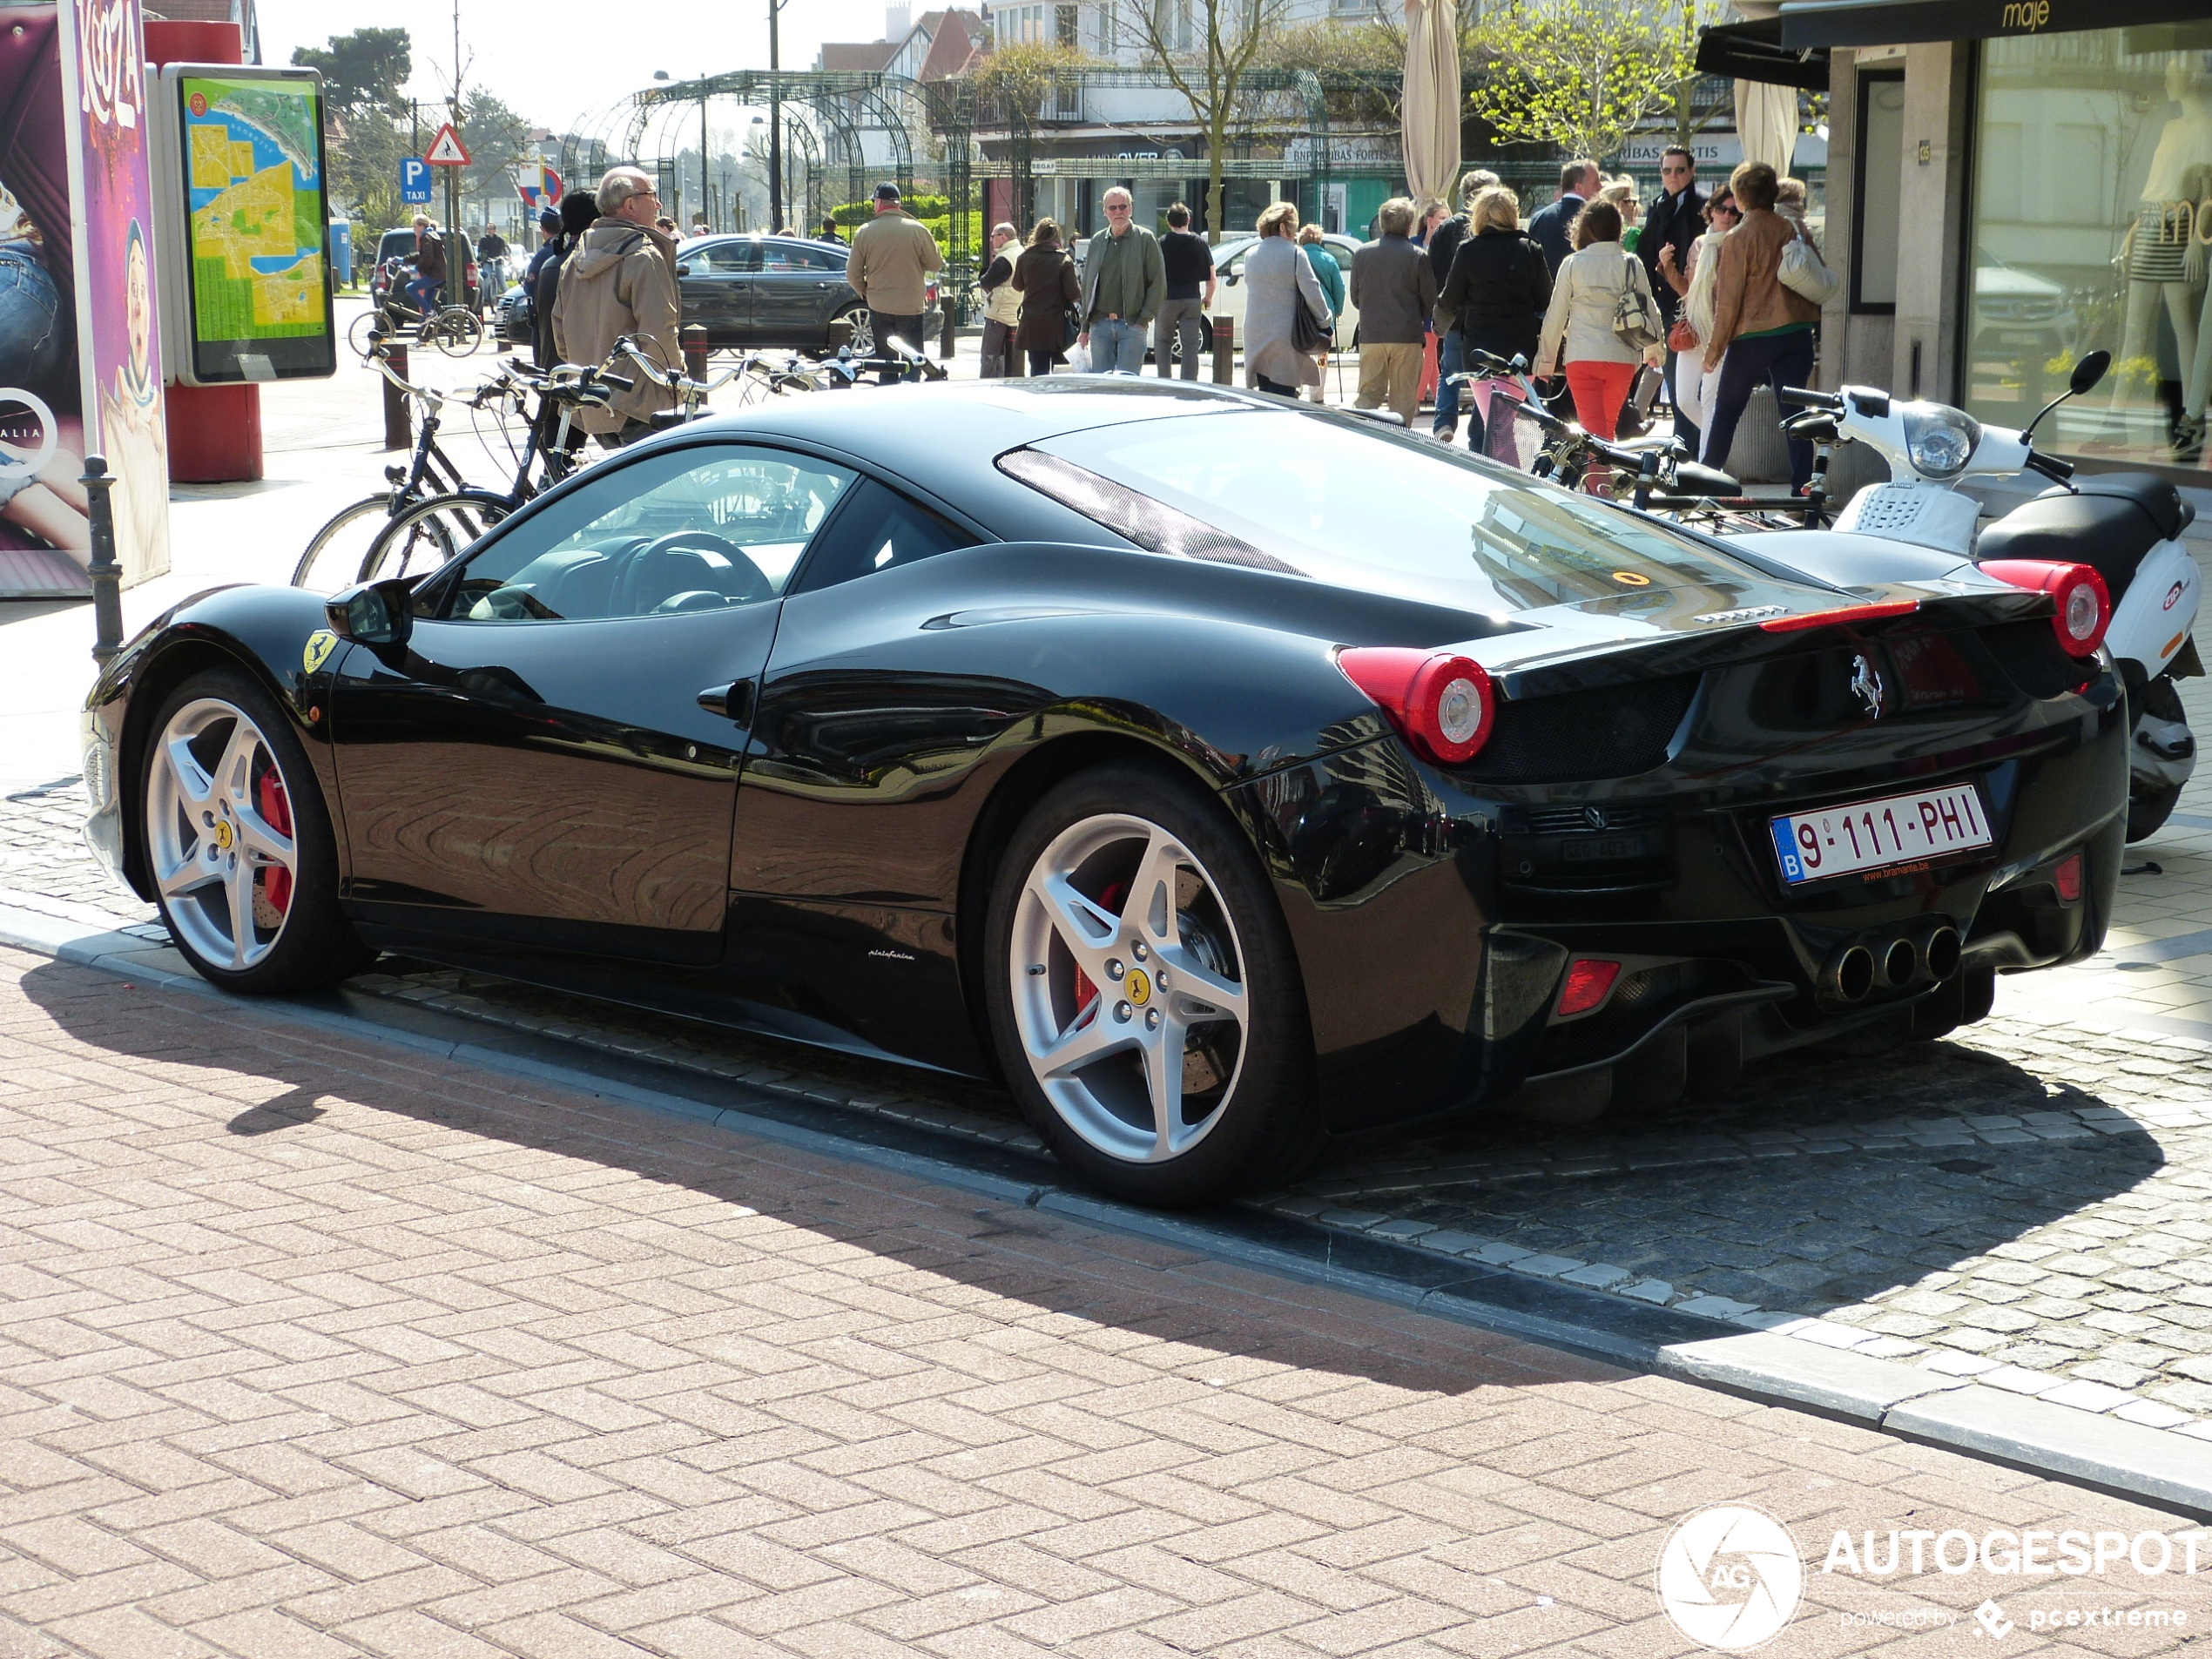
left=20, top=767, right=2212, bottom=1456
left=8, top=945, right=2212, bottom=1658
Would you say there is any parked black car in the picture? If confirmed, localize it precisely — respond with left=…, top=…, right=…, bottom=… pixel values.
left=82, top=380, right=2125, bottom=1208
left=676, top=233, right=943, bottom=353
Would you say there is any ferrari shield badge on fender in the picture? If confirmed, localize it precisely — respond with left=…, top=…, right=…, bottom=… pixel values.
left=302, top=631, right=338, bottom=675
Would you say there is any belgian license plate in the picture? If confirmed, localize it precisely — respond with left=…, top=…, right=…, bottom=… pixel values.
left=1770, top=784, right=1992, bottom=885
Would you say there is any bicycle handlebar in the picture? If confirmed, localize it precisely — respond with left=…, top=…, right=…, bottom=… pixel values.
left=1777, top=386, right=1844, bottom=411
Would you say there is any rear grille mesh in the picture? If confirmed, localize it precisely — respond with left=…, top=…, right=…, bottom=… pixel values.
left=1461, top=675, right=1699, bottom=784
left=1977, top=620, right=2093, bottom=700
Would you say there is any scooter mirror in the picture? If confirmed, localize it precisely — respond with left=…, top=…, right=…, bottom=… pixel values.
left=2069, top=350, right=2111, bottom=397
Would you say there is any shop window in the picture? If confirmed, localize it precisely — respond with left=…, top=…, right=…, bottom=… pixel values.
left=1852, top=70, right=1903, bottom=313
left=1966, top=30, right=2212, bottom=469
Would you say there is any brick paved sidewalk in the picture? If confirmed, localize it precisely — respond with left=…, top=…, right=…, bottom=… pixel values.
left=3, top=946, right=2209, bottom=1657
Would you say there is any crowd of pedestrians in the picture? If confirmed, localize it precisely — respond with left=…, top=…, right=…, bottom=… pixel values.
left=488, top=152, right=1827, bottom=481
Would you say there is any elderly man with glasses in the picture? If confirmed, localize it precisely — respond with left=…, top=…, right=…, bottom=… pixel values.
left=551, top=166, right=683, bottom=445
left=1077, top=187, right=1165, bottom=374
left=1639, top=146, right=1706, bottom=453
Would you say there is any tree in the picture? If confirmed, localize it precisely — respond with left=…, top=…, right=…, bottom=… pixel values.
left=1127, top=0, right=1291, bottom=242
left=1464, top=0, right=1705, bottom=165
left=968, top=42, right=1089, bottom=227
left=328, top=106, right=406, bottom=227
left=1255, top=20, right=1399, bottom=127
left=291, top=27, right=412, bottom=120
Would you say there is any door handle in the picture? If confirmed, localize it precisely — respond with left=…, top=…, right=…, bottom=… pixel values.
left=698, top=679, right=756, bottom=725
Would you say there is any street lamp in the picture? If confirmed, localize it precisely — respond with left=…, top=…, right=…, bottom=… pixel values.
left=767, top=0, right=787, bottom=234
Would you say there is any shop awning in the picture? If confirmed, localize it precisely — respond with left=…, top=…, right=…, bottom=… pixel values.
left=1777, top=0, right=2212, bottom=49
left=1697, top=19, right=1831, bottom=88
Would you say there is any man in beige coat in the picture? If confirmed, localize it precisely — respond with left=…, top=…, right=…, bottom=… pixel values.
left=551, top=166, right=681, bottom=442
left=846, top=182, right=942, bottom=356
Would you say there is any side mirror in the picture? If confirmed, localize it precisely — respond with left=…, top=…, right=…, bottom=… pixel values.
left=327, top=577, right=416, bottom=651
left=2069, top=349, right=2111, bottom=396
left=1224, top=271, right=1240, bottom=287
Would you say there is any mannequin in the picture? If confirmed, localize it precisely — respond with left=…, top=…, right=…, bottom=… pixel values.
left=2182, top=166, right=2212, bottom=442
left=2110, top=56, right=2212, bottom=424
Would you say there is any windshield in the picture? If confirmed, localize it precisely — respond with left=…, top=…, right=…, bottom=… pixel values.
left=1022, top=410, right=1775, bottom=617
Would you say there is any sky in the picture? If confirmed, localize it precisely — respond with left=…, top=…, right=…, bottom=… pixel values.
left=258, top=0, right=918, bottom=143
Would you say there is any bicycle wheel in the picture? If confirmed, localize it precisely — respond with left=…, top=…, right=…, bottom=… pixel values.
left=429, top=307, right=485, bottom=357
left=347, top=308, right=384, bottom=358
left=294, top=495, right=401, bottom=592
left=358, top=489, right=514, bottom=584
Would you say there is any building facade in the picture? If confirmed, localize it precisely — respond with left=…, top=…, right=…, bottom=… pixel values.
left=1724, top=0, right=2212, bottom=484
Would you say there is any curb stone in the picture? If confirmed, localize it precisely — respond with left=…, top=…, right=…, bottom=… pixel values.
left=6, top=898, right=2212, bottom=1520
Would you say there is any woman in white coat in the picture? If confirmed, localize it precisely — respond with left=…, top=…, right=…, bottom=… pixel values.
left=1241, top=201, right=1332, bottom=397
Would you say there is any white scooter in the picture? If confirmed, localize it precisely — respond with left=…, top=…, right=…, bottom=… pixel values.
left=1757, top=352, right=2199, bottom=842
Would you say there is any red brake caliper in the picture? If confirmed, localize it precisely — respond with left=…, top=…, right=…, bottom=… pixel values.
left=256, top=766, right=294, bottom=914
left=1069, top=880, right=1126, bottom=1018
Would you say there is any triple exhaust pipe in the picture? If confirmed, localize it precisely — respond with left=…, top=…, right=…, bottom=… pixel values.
left=1818, top=921, right=1963, bottom=1004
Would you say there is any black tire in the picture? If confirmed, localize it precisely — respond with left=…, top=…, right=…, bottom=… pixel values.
left=139, top=668, right=374, bottom=994
left=359, top=489, right=512, bottom=584
left=2127, top=673, right=2190, bottom=843
left=983, top=761, right=1324, bottom=1206
left=294, top=494, right=399, bottom=591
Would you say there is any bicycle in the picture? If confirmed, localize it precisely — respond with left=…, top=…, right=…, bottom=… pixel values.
left=346, top=259, right=484, bottom=359
left=1450, top=350, right=1838, bottom=530
left=293, top=337, right=632, bottom=590
left=293, top=334, right=510, bottom=591
left=343, top=356, right=647, bottom=586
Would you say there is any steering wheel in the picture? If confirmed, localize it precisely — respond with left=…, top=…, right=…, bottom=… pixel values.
left=612, top=529, right=773, bottom=614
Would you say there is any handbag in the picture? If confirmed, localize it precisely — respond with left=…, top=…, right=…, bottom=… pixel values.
left=1667, top=316, right=1699, bottom=354
left=1778, top=233, right=1841, bottom=306
left=1291, top=295, right=1327, bottom=354
left=1610, top=256, right=1664, bottom=352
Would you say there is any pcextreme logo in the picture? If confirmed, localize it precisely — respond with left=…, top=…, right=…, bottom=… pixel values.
left=1656, top=1505, right=1805, bottom=1650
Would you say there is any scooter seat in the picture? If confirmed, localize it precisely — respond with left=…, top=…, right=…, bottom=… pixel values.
left=1976, top=472, right=2188, bottom=596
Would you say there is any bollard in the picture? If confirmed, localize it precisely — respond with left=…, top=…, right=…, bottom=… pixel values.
left=1211, top=315, right=1233, bottom=385
left=381, top=343, right=410, bottom=450
left=84, top=455, right=122, bottom=670
left=682, top=325, right=710, bottom=383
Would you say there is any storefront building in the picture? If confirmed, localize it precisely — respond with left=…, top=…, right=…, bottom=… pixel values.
left=1712, top=0, right=2212, bottom=486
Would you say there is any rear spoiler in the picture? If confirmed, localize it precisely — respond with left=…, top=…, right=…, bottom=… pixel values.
left=1491, top=587, right=2058, bottom=701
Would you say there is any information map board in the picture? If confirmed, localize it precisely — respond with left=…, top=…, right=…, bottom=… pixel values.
left=160, top=67, right=334, bottom=383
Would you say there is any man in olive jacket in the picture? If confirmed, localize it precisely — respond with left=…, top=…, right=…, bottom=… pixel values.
left=1077, top=186, right=1165, bottom=374
left=551, top=166, right=681, bottom=442
left=847, top=183, right=943, bottom=356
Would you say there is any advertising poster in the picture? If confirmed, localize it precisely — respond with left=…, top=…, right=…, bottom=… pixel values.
left=0, top=1, right=92, bottom=597
left=58, top=0, right=169, bottom=589
left=176, top=71, right=332, bottom=383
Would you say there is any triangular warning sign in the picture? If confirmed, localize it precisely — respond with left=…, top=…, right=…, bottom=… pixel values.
left=424, top=123, right=471, bottom=166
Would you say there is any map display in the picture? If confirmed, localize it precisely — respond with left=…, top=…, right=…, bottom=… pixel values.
left=178, top=73, right=332, bottom=378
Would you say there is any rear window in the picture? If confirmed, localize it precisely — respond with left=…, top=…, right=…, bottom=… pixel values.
left=1015, top=409, right=1773, bottom=616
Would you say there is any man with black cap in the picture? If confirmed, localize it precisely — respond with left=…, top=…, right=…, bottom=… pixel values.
left=846, top=182, right=942, bottom=356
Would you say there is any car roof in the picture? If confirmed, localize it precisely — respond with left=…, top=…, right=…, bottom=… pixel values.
left=692, top=233, right=846, bottom=254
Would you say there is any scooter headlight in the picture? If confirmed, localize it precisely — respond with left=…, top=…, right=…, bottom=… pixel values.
left=1901, top=402, right=1982, bottom=478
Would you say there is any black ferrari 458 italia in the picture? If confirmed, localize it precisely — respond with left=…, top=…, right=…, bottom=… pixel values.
left=83, top=379, right=2127, bottom=1204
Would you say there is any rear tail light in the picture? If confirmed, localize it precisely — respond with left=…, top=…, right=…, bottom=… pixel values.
left=1979, top=559, right=2110, bottom=658
left=1336, top=647, right=1494, bottom=765
left=1558, top=958, right=1622, bottom=1015
left=2054, top=851, right=2083, bottom=902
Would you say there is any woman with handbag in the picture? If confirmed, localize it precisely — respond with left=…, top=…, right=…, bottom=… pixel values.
left=1656, top=187, right=1737, bottom=452
left=1699, top=162, right=1828, bottom=489
left=1244, top=201, right=1333, bottom=398
left=1533, top=200, right=1664, bottom=445
left=1012, top=219, right=1081, bottom=376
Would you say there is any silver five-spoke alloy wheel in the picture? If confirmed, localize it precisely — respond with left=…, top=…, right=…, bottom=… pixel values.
left=146, top=697, right=299, bottom=971
left=1008, top=813, right=1250, bottom=1165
